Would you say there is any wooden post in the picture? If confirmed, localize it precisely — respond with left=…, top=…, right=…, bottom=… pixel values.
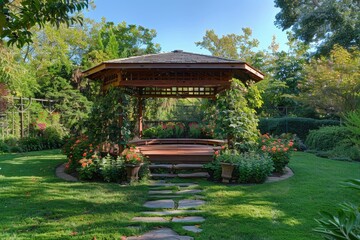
left=119, top=95, right=124, bottom=153
left=138, top=96, right=143, bottom=138
left=20, top=97, right=24, bottom=138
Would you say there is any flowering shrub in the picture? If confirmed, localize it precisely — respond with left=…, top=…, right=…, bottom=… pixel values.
left=121, top=147, right=146, bottom=165
left=78, top=157, right=98, bottom=180
left=62, top=135, right=94, bottom=173
left=259, top=133, right=296, bottom=173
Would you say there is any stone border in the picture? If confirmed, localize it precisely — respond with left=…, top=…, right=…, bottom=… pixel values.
left=265, top=167, right=294, bottom=183
left=55, top=163, right=78, bottom=182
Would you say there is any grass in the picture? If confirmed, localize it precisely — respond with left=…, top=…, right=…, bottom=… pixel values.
left=0, top=150, right=359, bottom=239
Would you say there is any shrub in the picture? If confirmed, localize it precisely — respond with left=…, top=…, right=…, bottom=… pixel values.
left=62, top=135, right=94, bottom=173
left=258, top=133, right=296, bottom=174
left=189, top=122, right=201, bottom=138
left=0, top=140, right=10, bottom=153
left=206, top=149, right=274, bottom=183
left=305, top=126, right=350, bottom=152
left=237, top=152, right=274, bottom=184
left=259, top=117, right=340, bottom=141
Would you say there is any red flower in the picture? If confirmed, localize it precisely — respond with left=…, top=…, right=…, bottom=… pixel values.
left=214, top=151, right=219, bottom=156
left=82, top=152, right=87, bottom=157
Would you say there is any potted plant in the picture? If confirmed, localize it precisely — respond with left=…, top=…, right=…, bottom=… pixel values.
left=216, top=149, right=239, bottom=183
left=121, top=146, right=146, bottom=182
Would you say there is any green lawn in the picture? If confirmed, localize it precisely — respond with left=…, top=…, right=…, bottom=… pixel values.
left=0, top=150, right=359, bottom=240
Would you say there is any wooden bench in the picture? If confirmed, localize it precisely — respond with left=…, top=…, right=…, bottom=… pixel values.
left=127, top=139, right=226, bottom=164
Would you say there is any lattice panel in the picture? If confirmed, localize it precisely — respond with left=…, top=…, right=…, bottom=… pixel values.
left=129, top=87, right=217, bottom=98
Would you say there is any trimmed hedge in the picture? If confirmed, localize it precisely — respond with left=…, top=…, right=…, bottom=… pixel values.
left=305, top=126, right=350, bottom=151
left=259, top=117, right=340, bottom=140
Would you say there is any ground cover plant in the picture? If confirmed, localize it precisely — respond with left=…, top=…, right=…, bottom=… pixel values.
left=1, top=150, right=359, bottom=239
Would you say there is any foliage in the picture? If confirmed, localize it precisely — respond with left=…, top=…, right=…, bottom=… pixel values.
left=259, top=117, right=340, bottom=141
left=83, top=19, right=161, bottom=67
left=299, top=45, right=360, bottom=117
left=120, top=147, right=146, bottom=165
left=274, top=0, right=360, bottom=55
left=344, top=110, right=360, bottom=147
left=98, top=154, right=126, bottom=183
left=85, top=88, right=131, bottom=146
left=62, top=135, right=93, bottom=173
left=0, top=140, right=10, bottom=153
left=188, top=122, right=201, bottom=138
left=0, top=0, right=89, bottom=47
left=196, top=28, right=260, bottom=64
left=77, top=157, right=98, bottom=180
left=142, top=121, right=214, bottom=139
left=259, top=133, right=296, bottom=173
left=214, top=79, right=261, bottom=151
left=314, top=179, right=360, bottom=240
left=236, top=152, right=274, bottom=184
left=306, top=126, right=351, bottom=152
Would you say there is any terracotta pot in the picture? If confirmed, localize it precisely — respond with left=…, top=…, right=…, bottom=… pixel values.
left=221, top=162, right=236, bottom=183
left=125, top=163, right=143, bottom=182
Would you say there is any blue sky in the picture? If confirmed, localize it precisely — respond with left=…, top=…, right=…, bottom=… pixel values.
left=85, top=0, right=289, bottom=55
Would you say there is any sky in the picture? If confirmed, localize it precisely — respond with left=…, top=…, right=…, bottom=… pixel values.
left=84, top=0, right=289, bottom=55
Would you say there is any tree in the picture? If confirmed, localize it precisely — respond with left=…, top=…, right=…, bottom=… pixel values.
left=83, top=19, right=161, bottom=68
left=0, top=0, right=89, bottom=47
left=299, top=45, right=360, bottom=116
left=195, top=28, right=263, bottom=66
left=274, top=0, right=360, bottom=55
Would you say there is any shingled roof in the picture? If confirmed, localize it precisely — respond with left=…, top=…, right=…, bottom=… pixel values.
left=105, top=50, right=243, bottom=64
left=83, top=50, right=264, bottom=81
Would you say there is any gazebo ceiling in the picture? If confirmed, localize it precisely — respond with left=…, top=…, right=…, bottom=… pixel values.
left=83, top=50, right=264, bottom=98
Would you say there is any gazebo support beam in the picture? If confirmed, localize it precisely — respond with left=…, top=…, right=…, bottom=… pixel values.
left=138, top=96, right=143, bottom=138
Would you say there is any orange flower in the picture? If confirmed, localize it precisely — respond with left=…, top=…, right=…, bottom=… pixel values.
left=271, top=146, right=277, bottom=152
left=261, top=145, right=267, bottom=151
left=288, top=141, right=294, bottom=147
left=283, top=147, right=289, bottom=152
left=82, top=152, right=87, bottom=157
left=88, top=160, right=93, bottom=164
left=89, top=149, right=93, bottom=153
left=81, top=162, right=87, bottom=167
left=221, top=146, right=225, bottom=150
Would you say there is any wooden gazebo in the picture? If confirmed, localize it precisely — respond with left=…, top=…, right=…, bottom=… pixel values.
left=83, top=50, right=264, bottom=137
left=83, top=50, right=264, bottom=176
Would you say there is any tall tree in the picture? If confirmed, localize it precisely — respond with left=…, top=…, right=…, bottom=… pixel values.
left=83, top=19, right=161, bottom=68
left=0, top=0, right=89, bottom=47
left=299, top=45, right=360, bottom=116
left=274, top=0, right=360, bottom=55
left=195, top=28, right=262, bottom=65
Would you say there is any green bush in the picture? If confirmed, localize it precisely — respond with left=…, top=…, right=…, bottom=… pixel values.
left=259, top=117, right=340, bottom=141
left=305, top=126, right=350, bottom=151
left=0, top=140, right=10, bottom=153
left=237, top=152, right=274, bottom=184
left=205, top=150, right=274, bottom=183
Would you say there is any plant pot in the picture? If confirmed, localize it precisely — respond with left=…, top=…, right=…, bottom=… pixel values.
left=125, top=163, right=143, bottom=182
left=221, top=162, right=236, bottom=183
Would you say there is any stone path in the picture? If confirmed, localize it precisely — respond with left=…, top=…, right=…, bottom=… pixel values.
left=128, top=181, right=205, bottom=239
left=55, top=163, right=78, bottom=182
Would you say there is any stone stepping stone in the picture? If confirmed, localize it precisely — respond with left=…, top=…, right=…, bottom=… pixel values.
left=127, top=228, right=193, bottom=240
left=148, top=190, right=173, bottom=194
left=176, top=189, right=203, bottom=194
left=183, top=225, right=203, bottom=233
left=132, top=217, right=168, bottom=223
left=143, top=200, right=175, bottom=209
left=172, top=216, right=205, bottom=223
left=178, top=200, right=205, bottom=209
left=141, top=210, right=204, bottom=216
left=148, top=195, right=183, bottom=199
left=149, top=182, right=198, bottom=187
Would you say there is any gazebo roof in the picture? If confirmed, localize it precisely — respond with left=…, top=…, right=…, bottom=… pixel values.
left=83, top=50, right=264, bottom=98
left=83, top=50, right=264, bottom=81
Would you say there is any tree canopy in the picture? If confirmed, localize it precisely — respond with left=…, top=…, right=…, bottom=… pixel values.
left=0, top=0, right=89, bottom=47
left=274, top=0, right=360, bottom=55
